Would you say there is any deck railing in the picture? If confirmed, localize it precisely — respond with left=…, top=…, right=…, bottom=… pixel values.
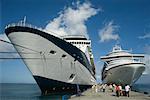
left=5, top=21, right=43, bottom=32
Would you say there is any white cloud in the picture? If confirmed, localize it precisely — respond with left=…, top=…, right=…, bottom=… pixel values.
left=98, top=21, right=119, bottom=42
left=144, top=44, right=150, bottom=54
left=143, top=44, right=150, bottom=74
left=0, top=34, right=19, bottom=59
left=138, top=30, right=150, bottom=74
left=143, top=54, right=150, bottom=74
left=0, top=33, right=10, bottom=42
left=138, top=33, right=150, bottom=39
left=45, top=2, right=100, bottom=39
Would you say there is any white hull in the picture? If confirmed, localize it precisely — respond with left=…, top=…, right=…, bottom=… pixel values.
left=103, top=63, right=145, bottom=85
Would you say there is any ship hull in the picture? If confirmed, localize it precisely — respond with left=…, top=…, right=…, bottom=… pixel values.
left=102, top=63, right=145, bottom=85
left=5, top=26, right=96, bottom=94
left=34, top=76, right=91, bottom=94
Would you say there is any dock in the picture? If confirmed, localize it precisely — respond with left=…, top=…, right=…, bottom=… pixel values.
left=69, top=87, right=150, bottom=100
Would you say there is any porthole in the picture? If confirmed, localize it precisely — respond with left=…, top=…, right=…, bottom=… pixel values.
left=62, top=54, right=67, bottom=58
left=49, top=50, right=56, bottom=54
left=69, top=74, right=75, bottom=80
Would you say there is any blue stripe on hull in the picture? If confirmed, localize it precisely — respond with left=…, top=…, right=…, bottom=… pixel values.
left=34, top=76, right=91, bottom=95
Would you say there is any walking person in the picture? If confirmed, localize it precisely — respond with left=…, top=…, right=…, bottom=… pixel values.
left=102, top=84, right=107, bottom=92
left=125, top=84, right=130, bottom=97
left=109, top=84, right=113, bottom=92
left=113, top=83, right=116, bottom=92
left=119, top=84, right=122, bottom=96
left=76, top=84, right=81, bottom=96
left=95, top=84, right=98, bottom=93
left=115, top=85, right=120, bottom=97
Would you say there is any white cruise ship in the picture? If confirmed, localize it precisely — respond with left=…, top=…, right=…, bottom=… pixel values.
left=5, top=21, right=96, bottom=94
left=100, top=45, right=145, bottom=86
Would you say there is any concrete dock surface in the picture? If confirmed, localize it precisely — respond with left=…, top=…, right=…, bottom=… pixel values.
left=69, top=87, right=150, bottom=100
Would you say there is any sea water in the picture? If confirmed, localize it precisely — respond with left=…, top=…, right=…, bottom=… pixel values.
left=0, top=83, right=70, bottom=100
left=132, top=84, right=150, bottom=94
left=132, top=74, right=150, bottom=94
left=1, top=83, right=150, bottom=100
left=1, top=81, right=150, bottom=100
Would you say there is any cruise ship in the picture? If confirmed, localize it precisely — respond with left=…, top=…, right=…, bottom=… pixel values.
left=5, top=21, right=96, bottom=94
left=101, top=45, right=145, bottom=86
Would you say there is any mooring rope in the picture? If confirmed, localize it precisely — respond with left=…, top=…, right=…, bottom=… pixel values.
left=0, top=39, right=40, bottom=53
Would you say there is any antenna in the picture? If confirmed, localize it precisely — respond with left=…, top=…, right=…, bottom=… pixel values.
left=116, top=40, right=120, bottom=46
left=129, top=48, right=132, bottom=52
left=23, top=16, right=26, bottom=26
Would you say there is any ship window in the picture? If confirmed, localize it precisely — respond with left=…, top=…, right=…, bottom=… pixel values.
left=49, top=50, right=56, bottom=54
left=69, top=74, right=75, bottom=79
left=134, top=59, right=139, bottom=62
left=85, top=42, right=89, bottom=44
left=62, top=54, right=67, bottom=58
left=73, top=54, right=76, bottom=56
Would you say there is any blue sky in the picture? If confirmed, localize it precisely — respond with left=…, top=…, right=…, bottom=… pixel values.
left=0, top=0, right=150, bottom=83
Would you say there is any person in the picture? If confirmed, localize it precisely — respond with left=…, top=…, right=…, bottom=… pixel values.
left=113, top=84, right=116, bottom=92
left=92, top=85, right=95, bottom=93
left=125, top=84, right=130, bottom=97
left=109, top=84, right=113, bottom=92
left=118, top=85, right=122, bottom=96
left=76, top=84, right=81, bottom=96
left=115, top=85, right=120, bottom=97
left=121, top=85, right=126, bottom=96
left=102, top=84, right=107, bottom=92
left=95, top=84, right=98, bottom=93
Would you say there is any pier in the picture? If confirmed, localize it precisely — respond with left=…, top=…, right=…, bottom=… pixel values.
left=69, top=86, right=150, bottom=100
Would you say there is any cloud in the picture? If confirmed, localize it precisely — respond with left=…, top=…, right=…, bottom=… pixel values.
left=45, top=2, right=100, bottom=39
left=0, top=34, right=19, bottom=59
left=138, top=29, right=150, bottom=73
left=143, top=44, right=150, bottom=74
left=144, top=44, right=150, bottom=54
left=138, top=33, right=150, bottom=39
left=0, top=33, right=10, bottom=42
left=98, top=21, right=119, bottom=42
left=143, top=54, right=150, bottom=74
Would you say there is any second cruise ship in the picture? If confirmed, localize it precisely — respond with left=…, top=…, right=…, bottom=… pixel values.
left=101, top=45, right=145, bottom=85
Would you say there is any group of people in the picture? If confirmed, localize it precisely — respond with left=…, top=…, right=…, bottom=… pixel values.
left=92, top=83, right=131, bottom=98
left=109, top=83, right=130, bottom=97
